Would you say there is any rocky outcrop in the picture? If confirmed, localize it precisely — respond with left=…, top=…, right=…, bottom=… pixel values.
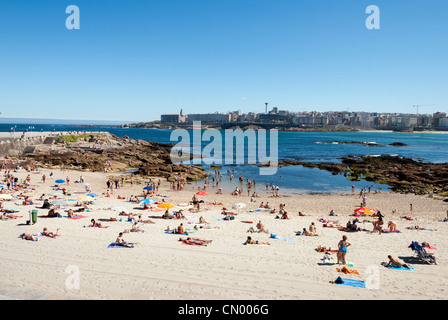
left=283, top=155, right=448, bottom=195
left=22, top=132, right=210, bottom=181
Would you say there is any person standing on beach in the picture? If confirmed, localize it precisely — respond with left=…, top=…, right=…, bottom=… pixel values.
left=337, top=235, right=351, bottom=265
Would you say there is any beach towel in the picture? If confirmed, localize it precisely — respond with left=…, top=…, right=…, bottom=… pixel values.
left=333, top=277, right=365, bottom=288
left=108, top=242, right=134, bottom=248
left=321, top=258, right=354, bottom=268
left=164, top=230, right=189, bottom=235
left=19, top=234, right=38, bottom=241
left=383, top=263, right=415, bottom=271
left=270, top=234, right=295, bottom=241
left=213, top=217, right=236, bottom=221
left=64, top=215, right=89, bottom=219
left=382, top=229, right=401, bottom=233
left=296, top=231, right=318, bottom=236
left=336, top=266, right=360, bottom=275
left=241, top=221, right=253, bottom=224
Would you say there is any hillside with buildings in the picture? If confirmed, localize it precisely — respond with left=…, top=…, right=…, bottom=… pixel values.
left=122, top=106, right=448, bottom=132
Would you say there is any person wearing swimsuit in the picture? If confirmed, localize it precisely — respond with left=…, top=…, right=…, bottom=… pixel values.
left=337, top=235, right=351, bottom=265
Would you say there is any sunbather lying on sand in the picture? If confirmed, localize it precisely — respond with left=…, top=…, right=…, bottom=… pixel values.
left=0, top=213, right=21, bottom=220
left=89, top=219, right=108, bottom=228
left=42, top=227, right=60, bottom=238
left=136, top=215, right=155, bottom=224
left=194, top=224, right=220, bottom=230
left=179, top=237, right=212, bottom=246
left=315, top=245, right=337, bottom=253
left=244, top=236, right=270, bottom=245
left=19, top=233, right=38, bottom=241
left=385, top=255, right=410, bottom=269
left=300, top=228, right=318, bottom=236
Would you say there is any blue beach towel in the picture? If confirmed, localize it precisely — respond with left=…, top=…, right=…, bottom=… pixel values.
left=382, top=263, right=415, bottom=271
left=334, top=277, right=365, bottom=288
left=164, top=230, right=188, bottom=235
left=270, top=234, right=295, bottom=241
left=108, top=242, right=134, bottom=248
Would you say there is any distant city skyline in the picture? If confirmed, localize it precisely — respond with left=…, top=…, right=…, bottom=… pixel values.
left=0, top=1, right=447, bottom=121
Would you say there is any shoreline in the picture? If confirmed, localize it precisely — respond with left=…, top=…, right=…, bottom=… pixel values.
left=0, top=166, right=446, bottom=300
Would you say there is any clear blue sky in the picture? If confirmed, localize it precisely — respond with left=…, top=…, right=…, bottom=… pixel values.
left=0, top=0, right=447, bottom=122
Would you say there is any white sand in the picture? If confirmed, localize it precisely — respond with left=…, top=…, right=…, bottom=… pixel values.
left=0, top=168, right=447, bottom=300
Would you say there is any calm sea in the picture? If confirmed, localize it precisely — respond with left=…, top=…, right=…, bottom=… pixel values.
left=2, top=123, right=447, bottom=194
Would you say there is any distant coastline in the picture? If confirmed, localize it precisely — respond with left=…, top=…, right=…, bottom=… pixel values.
left=118, top=121, right=448, bottom=134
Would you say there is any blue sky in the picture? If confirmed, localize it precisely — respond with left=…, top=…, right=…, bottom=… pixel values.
left=0, top=0, right=447, bottom=122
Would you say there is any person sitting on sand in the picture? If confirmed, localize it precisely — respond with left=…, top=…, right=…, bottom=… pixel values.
left=67, top=209, right=75, bottom=218
left=199, top=216, right=208, bottom=224
left=245, top=236, right=270, bottom=245
left=42, top=227, right=60, bottom=238
left=175, top=210, right=186, bottom=220
left=256, top=220, right=269, bottom=234
left=345, top=220, right=358, bottom=231
left=259, top=202, right=264, bottom=208
left=115, top=232, right=136, bottom=247
left=372, top=211, right=384, bottom=234
left=47, top=208, right=61, bottom=218
left=162, top=209, right=174, bottom=219
left=309, top=222, right=317, bottom=234
left=130, top=222, right=144, bottom=233
left=41, top=199, right=50, bottom=209
left=276, top=211, right=289, bottom=220
left=177, top=223, right=186, bottom=234
left=329, top=210, right=337, bottom=216
left=385, top=255, right=410, bottom=269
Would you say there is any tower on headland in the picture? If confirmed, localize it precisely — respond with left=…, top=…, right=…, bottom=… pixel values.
left=265, top=103, right=268, bottom=114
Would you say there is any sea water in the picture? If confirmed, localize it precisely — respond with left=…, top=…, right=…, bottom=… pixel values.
left=1, top=124, right=447, bottom=194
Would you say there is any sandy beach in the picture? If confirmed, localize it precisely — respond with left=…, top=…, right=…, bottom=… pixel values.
left=0, top=167, right=447, bottom=300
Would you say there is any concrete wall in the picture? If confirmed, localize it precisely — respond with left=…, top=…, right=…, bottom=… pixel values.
left=0, top=135, right=49, bottom=157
